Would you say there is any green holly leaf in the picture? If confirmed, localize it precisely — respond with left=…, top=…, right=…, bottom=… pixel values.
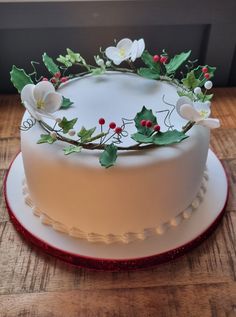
left=59, top=117, right=78, bottom=134
left=196, top=93, right=214, bottom=102
left=77, top=126, right=96, bottom=143
left=137, top=68, right=160, bottom=79
left=152, top=130, right=188, bottom=145
left=37, top=134, right=56, bottom=144
left=131, top=133, right=153, bottom=143
left=63, top=145, right=82, bottom=155
left=42, top=53, right=60, bottom=75
left=10, top=65, right=33, bottom=93
left=193, top=65, right=216, bottom=86
left=165, top=51, right=191, bottom=74
left=99, top=144, right=117, bottom=168
left=134, top=106, right=157, bottom=136
left=57, top=55, right=73, bottom=67
left=61, top=96, right=74, bottom=109
left=141, top=50, right=161, bottom=72
left=177, top=90, right=195, bottom=101
left=182, top=70, right=201, bottom=89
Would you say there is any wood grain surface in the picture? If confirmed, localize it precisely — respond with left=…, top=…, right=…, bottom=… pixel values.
left=0, top=89, right=236, bottom=317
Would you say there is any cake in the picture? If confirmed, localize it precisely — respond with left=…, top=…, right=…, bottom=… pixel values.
left=11, top=38, right=220, bottom=244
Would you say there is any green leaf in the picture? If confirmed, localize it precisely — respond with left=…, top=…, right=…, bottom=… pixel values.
left=131, top=133, right=153, bottom=143
left=61, top=96, right=74, bottom=109
left=177, top=90, right=195, bottom=101
left=196, top=93, right=214, bottom=102
left=182, top=70, right=201, bottom=89
left=193, top=65, right=216, bottom=86
left=152, top=130, right=188, bottom=145
left=91, top=68, right=105, bottom=76
left=57, top=55, right=73, bottom=67
left=77, top=126, right=96, bottom=143
left=59, top=117, right=78, bottom=134
left=99, top=144, right=117, bottom=168
left=37, top=134, right=56, bottom=144
left=141, top=50, right=161, bottom=72
left=165, top=51, right=191, bottom=74
left=137, top=68, right=160, bottom=79
left=66, top=48, right=83, bottom=64
left=10, top=65, right=33, bottom=93
left=63, top=145, right=82, bottom=155
left=42, top=53, right=60, bottom=75
left=134, top=106, right=157, bottom=136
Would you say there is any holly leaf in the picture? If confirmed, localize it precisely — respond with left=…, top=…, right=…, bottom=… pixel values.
left=152, top=130, right=188, bottom=145
left=37, top=134, right=56, bottom=144
left=141, top=50, right=161, bottom=72
left=10, top=65, right=33, bottom=93
left=59, top=117, right=78, bottom=134
left=77, top=126, right=96, bottom=143
left=165, top=51, right=191, bottom=74
left=134, top=106, right=157, bottom=136
left=137, top=68, right=160, bottom=79
left=42, top=53, right=60, bottom=75
left=131, top=133, right=153, bottom=143
left=61, top=96, right=74, bottom=109
left=193, top=65, right=216, bottom=86
left=99, top=144, right=117, bottom=168
left=63, top=145, right=82, bottom=155
left=182, top=71, right=201, bottom=89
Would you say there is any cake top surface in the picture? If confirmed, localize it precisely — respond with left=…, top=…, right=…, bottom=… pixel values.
left=11, top=37, right=220, bottom=168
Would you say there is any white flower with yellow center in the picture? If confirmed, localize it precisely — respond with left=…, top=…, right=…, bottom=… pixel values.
left=176, top=96, right=220, bottom=129
left=21, top=81, right=62, bottom=120
left=105, top=38, right=145, bottom=65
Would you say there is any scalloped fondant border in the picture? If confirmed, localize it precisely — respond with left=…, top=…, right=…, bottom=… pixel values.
left=22, top=171, right=208, bottom=244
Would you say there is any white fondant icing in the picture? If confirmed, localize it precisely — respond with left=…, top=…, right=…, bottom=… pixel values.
left=21, top=73, right=210, bottom=243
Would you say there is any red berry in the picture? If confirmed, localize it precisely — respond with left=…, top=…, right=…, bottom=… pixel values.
left=154, top=124, right=161, bottom=132
left=109, top=122, right=116, bottom=129
left=204, top=73, right=210, bottom=79
left=140, top=119, right=146, bottom=127
left=42, top=77, right=48, bottom=81
left=160, top=56, right=168, bottom=63
left=98, top=118, right=105, bottom=125
left=202, top=67, right=208, bottom=73
left=50, top=77, right=57, bottom=84
left=60, top=77, right=68, bottom=83
left=115, top=127, right=122, bottom=134
left=54, top=72, right=61, bottom=78
left=153, top=55, right=160, bottom=62
left=146, top=120, right=153, bottom=128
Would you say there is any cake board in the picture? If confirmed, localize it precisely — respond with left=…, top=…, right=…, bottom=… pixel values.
left=4, top=150, right=228, bottom=271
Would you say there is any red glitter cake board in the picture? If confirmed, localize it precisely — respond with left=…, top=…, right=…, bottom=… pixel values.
left=4, top=150, right=228, bottom=271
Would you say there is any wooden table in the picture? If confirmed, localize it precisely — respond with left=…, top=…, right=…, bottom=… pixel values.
left=0, top=89, right=236, bottom=317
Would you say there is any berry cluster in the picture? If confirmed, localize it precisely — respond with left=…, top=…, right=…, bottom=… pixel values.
left=98, top=118, right=122, bottom=134
left=42, top=72, right=68, bottom=85
left=153, top=54, right=168, bottom=64
left=202, top=66, right=210, bottom=79
left=140, top=120, right=160, bottom=132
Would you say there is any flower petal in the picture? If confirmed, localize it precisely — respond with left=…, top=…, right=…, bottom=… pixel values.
left=136, top=38, right=145, bottom=58
left=24, top=101, right=42, bottom=120
left=179, top=104, right=202, bottom=122
left=176, top=96, right=193, bottom=116
left=131, top=40, right=138, bottom=62
left=194, top=101, right=211, bottom=118
left=116, top=38, right=133, bottom=53
left=197, top=118, right=220, bottom=129
left=33, top=81, right=55, bottom=102
left=43, top=92, right=62, bottom=113
left=21, top=84, right=35, bottom=106
left=105, top=47, right=122, bottom=65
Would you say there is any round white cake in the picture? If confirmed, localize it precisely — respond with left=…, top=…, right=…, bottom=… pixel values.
left=21, top=72, right=210, bottom=243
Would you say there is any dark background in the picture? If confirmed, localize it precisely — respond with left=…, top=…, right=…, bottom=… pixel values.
left=0, top=0, right=236, bottom=93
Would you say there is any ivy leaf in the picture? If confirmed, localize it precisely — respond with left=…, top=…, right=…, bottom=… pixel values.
left=61, top=96, right=74, bottom=109
left=182, top=71, right=201, bottom=89
left=165, top=51, right=191, bottom=74
left=63, top=145, right=82, bottom=155
left=42, top=53, right=60, bottom=75
left=57, top=55, right=73, bottom=67
left=152, top=130, right=188, bottom=145
left=137, top=68, right=160, bottom=80
left=193, top=65, right=216, bottom=86
left=134, top=106, right=157, bottom=136
left=141, top=50, right=161, bottom=72
left=131, top=133, right=153, bottom=143
left=99, top=144, right=117, bottom=168
left=37, top=134, right=56, bottom=144
left=77, top=126, right=96, bottom=143
left=59, top=117, right=78, bottom=134
left=91, top=68, right=105, bottom=75
left=10, top=65, right=33, bottom=93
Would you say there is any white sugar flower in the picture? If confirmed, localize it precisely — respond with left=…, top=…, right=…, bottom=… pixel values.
left=176, top=96, right=220, bottom=129
left=21, top=81, right=62, bottom=121
left=105, top=38, right=145, bottom=65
